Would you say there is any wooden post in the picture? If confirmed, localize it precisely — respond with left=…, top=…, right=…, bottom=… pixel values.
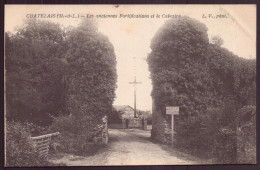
left=143, top=119, right=147, bottom=130
left=166, top=106, right=179, bottom=145
left=171, top=114, right=174, bottom=145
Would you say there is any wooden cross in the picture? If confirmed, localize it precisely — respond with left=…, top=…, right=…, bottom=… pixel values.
left=129, top=77, right=142, bottom=118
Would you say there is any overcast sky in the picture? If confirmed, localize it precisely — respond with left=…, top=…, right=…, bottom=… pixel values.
left=5, top=5, right=256, bottom=111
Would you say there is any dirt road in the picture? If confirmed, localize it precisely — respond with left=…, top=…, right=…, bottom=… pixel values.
left=50, top=129, right=201, bottom=166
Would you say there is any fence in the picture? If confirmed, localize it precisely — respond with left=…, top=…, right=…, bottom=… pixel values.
left=30, top=132, right=59, bottom=157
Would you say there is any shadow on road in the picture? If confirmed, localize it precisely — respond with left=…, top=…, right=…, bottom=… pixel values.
left=108, top=128, right=151, bottom=143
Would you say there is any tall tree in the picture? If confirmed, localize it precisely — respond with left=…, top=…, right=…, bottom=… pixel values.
left=64, top=19, right=117, bottom=133
left=5, top=19, right=66, bottom=125
left=148, top=16, right=211, bottom=116
left=148, top=16, right=256, bottom=163
left=147, top=16, right=256, bottom=116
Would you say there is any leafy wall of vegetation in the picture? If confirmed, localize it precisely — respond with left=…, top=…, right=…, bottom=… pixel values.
left=5, top=18, right=117, bottom=164
left=5, top=19, right=66, bottom=126
left=5, top=121, right=56, bottom=166
left=148, top=16, right=256, bottom=163
left=64, top=19, right=117, bottom=131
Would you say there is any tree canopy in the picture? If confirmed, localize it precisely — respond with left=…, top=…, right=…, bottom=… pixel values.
left=148, top=16, right=256, bottom=163
left=5, top=18, right=117, bottom=127
left=64, top=19, right=117, bottom=125
left=147, top=16, right=256, bottom=116
left=5, top=19, right=66, bottom=125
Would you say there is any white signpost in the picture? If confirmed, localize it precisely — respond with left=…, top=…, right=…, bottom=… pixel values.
left=166, top=106, right=179, bottom=144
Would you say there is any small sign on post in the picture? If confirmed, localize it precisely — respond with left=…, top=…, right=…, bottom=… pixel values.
left=166, top=106, right=179, bottom=145
left=166, top=107, right=179, bottom=115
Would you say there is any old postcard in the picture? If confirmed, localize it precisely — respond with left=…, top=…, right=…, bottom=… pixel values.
left=4, top=5, right=256, bottom=166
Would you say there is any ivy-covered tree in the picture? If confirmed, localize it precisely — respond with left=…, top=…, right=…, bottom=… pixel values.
left=148, top=16, right=212, bottom=116
left=148, top=16, right=256, bottom=116
left=148, top=16, right=256, bottom=162
left=64, top=19, right=117, bottom=135
left=5, top=19, right=66, bottom=126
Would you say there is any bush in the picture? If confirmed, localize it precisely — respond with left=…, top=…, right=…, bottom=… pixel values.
left=47, top=114, right=106, bottom=156
left=23, top=122, right=47, bottom=136
left=175, top=112, right=218, bottom=159
left=5, top=121, right=51, bottom=166
left=175, top=103, right=256, bottom=163
left=236, top=105, right=256, bottom=163
left=54, top=133, right=106, bottom=156
left=107, top=108, right=122, bottom=124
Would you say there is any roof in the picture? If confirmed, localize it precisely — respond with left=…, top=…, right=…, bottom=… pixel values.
left=113, top=105, right=134, bottom=111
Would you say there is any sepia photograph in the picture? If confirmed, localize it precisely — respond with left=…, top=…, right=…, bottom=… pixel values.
left=4, top=4, right=256, bottom=166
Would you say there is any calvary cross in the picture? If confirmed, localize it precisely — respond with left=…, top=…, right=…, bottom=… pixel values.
left=129, top=76, right=142, bottom=118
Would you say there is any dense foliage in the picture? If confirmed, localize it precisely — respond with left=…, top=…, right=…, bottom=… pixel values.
left=148, top=16, right=255, bottom=116
left=107, top=108, right=123, bottom=124
left=148, top=16, right=256, bottom=163
left=5, top=19, right=66, bottom=126
left=46, top=114, right=106, bottom=156
left=175, top=104, right=256, bottom=163
left=64, top=19, right=117, bottom=125
left=5, top=121, right=52, bottom=166
left=5, top=18, right=117, bottom=160
left=6, top=18, right=116, bottom=126
left=236, top=105, right=256, bottom=163
left=51, top=19, right=117, bottom=152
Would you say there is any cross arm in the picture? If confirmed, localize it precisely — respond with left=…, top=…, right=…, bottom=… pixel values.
left=129, top=82, right=142, bottom=84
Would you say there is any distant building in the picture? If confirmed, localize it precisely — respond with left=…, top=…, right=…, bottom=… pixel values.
left=113, top=105, right=136, bottom=119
